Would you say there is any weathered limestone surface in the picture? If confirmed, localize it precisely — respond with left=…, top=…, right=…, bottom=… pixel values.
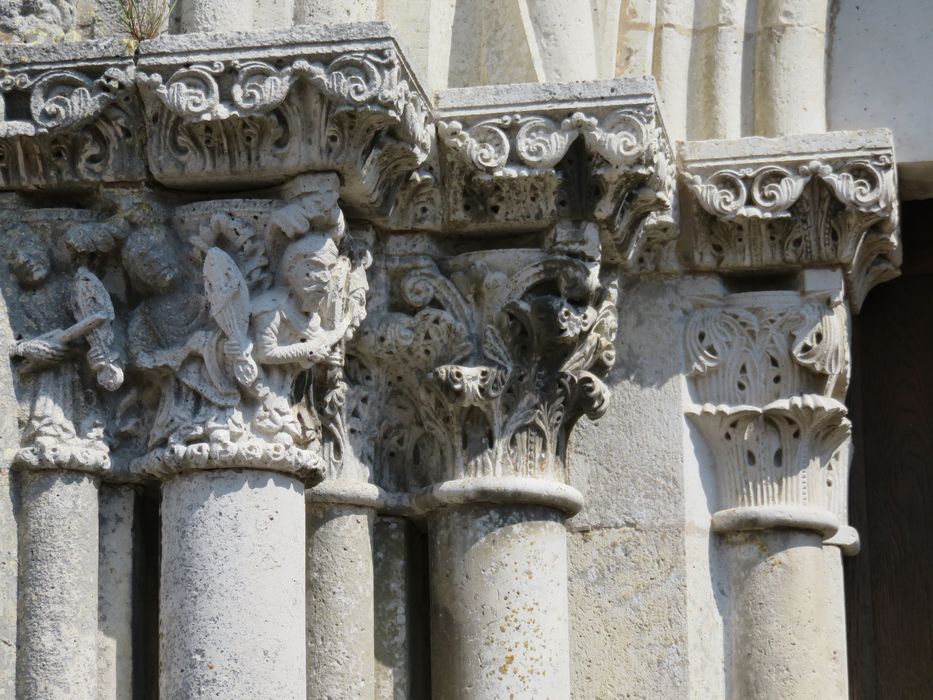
left=97, top=485, right=133, bottom=700
left=306, top=502, right=375, bottom=700
left=0, top=14, right=906, bottom=700
left=373, top=516, right=429, bottom=700
left=430, top=504, right=571, bottom=700
left=160, top=470, right=306, bottom=699
left=17, top=471, right=99, bottom=700
left=568, top=274, right=725, bottom=699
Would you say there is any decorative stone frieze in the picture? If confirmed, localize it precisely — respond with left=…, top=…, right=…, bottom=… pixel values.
left=136, top=26, right=432, bottom=209
left=0, top=40, right=144, bottom=189
left=681, top=130, right=900, bottom=311
left=435, top=80, right=677, bottom=270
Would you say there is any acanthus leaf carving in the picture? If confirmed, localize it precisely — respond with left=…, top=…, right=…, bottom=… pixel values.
left=353, top=223, right=619, bottom=488
left=685, top=289, right=852, bottom=532
left=0, top=53, right=144, bottom=188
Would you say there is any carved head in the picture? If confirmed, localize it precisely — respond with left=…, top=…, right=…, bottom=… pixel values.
left=281, top=234, right=340, bottom=312
left=122, top=225, right=179, bottom=293
left=4, top=226, right=50, bottom=288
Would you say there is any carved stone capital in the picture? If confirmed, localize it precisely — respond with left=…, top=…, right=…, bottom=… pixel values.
left=0, top=39, right=145, bottom=189
left=1, top=174, right=373, bottom=483
left=681, top=130, right=900, bottom=311
left=128, top=176, right=371, bottom=481
left=0, top=205, right=124, bottom=475
left=685, top=284, right=852, bottom=536
left=434, top=80, right=676, bottom=271
left=352, top=223, right=617, bottom=494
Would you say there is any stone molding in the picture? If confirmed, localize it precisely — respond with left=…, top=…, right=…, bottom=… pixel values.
left=680, top=130, right=900, bottom=312
left=435, top=80, right=676, bottom=270
left=0, top=39, right=144, bottom=189
left=305, top=477, right=585, bottom=517
left=135, top=27, right=432, bottom=212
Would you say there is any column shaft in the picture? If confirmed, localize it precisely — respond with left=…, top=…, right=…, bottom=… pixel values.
left=724, top=529, right=831, bottom=699
left=97, top=484, right=134, bottom=700
left=753, top=0, right=829, bottom=135
left=180, top=0, right=254, bottom=32
left=823, top=545, right=850, bottom=698
left=429, top=504, right=571, bottom=700
left=16, top=470, right=99, bottom=700
left=293, top=0, right=376, bottom=25
left=160, top=469, right=306, bottom=699
left=306, top=503, right=375, bottom=699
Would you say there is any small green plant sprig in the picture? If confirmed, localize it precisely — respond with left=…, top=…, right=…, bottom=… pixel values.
left=116, top=0, right=176, bottom=46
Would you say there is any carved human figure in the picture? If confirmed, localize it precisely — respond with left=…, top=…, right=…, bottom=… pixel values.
left=249, top=232, right=346, bottom=446
left=123, top=222, right=242, bottom=448
left=236, top=191, right=368, bottom=451
left=4, top=225, right=119, bottom=465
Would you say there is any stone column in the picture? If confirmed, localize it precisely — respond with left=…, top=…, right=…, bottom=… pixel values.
left=373, top=515, right=429, bottom=699
left=686, top=286, right=851, bottom=699
left=16, top=470, right=100, bottom=700
left=293, top=0, right=376, bottom=26
left=305, top=481, right=380, bottom=699
left=357, top=226, right=621, bottom=700
left=418, top=480, right=582, bottom=700
left=180, top=0, right=255, bottom=32
left=682, top=132, right=901, bottom=698
left=159, top=469, right=306, bottom=699
left=97, top=484, right=135, bottom=700
left=754, top=0, right=829, bottom=136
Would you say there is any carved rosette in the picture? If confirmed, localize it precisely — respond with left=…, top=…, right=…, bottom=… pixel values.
left=0, top=41, right=144, bottom=189
left=435, top=79, right=676, bottom=271
left=353, top=223, right=617, bottom=492
left=685, top=290, right=852, bottom=536
left=682, top=131, right=901, bottom=312
left=136, top=33, right=431, bottom=212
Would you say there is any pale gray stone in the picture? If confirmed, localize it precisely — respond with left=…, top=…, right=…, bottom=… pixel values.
left=429, top=504, right=570, bottom=700
left=160, top=470, right=305, bottom=699
left=306, top=503, right=375, bottom=700
left=0, top=16, right=909, bottom=700
left=97, top=484, right=133, bottom=700
left=16, top=470, right=99, bottom=700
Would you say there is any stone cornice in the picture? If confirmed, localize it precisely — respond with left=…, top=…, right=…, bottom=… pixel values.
left=680, top=130, right=900, bottom=312
left=0, top=39, right=144, bottom=189
left=0, top=33, right=676, bottom=272
left=434, top=79, right=676, bottom=270
left=135, top=25, right=432, bottom=212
